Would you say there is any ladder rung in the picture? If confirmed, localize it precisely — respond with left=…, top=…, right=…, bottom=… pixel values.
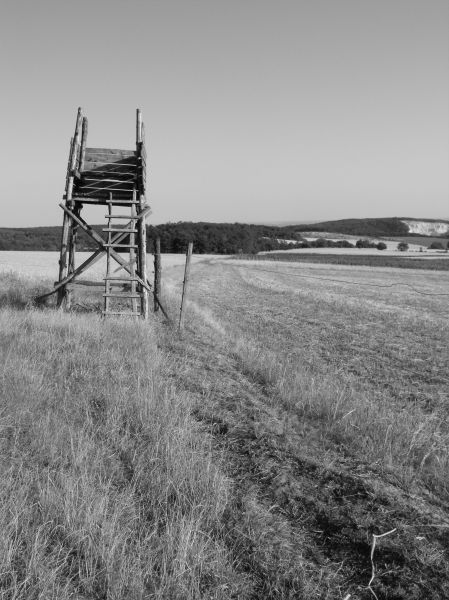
left=83, top=178, right=135, bottom=183
left=103, top=311, right=141, bottom=316
left=104, top=215, right=140, bottom=219
left=104, top=276, right=140, bottom=281
left=104, top=243, right=138, bottom=248
left=66, top=280, right=104, bottom=287
left=106, top=199, right=140, bottom=204
left=103, top=293, right=142, bottom=298
left=103, top=228, right=137, bottom=233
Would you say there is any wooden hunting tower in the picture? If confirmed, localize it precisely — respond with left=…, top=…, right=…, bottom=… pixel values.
left=54, top=107, right=151, bottom=318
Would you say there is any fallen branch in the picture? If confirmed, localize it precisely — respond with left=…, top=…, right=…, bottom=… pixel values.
left=368, top=528, right=397, bottom=599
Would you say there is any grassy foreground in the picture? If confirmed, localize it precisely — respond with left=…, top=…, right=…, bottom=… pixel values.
left=1, top=266, right=449, bottom=599
left=0, top=278, right=238, bottom=599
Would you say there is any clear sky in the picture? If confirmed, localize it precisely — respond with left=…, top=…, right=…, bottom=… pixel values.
left=1, top=0, right=448, bottom=226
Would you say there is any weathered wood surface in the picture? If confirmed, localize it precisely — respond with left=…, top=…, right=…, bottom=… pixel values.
left=102, top=227, right=137, bottom=233
left=103, top=292, right=142, bottom=299
left=66, top=280, right=104, bottom=287
left=128, top=196, right=139, bottom=315
left=154, top=237, right=161, bottom=313
left=82, top=159, right=137, bottom=171
left=72, top=197, right=143, bottom=206
left=179, top=242, right=193, bottom=331
left=104, top=214, right=140, bottom=219
left=79, top=117, right=88, bottom=172
left=81, top=170, right=136, bottom=179
left=102, top=311, right=141, bottom=316
left=78, top=182, right=135, bottom=192
left=85, top=147, right=135, bottom=155
left=58, top=204, right=153, bottom=300
left=136, top=109, right=142, bottom=144
left=70, top=108, right=83, bottom=173
left=53, top=108, right=157, bottom=319
left=74, top=189, right=136, bottom=199
left=138, top=193, right=148, bottom=318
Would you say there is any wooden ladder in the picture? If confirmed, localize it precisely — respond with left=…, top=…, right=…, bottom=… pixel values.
left=103, top=191, right=143, bottom=317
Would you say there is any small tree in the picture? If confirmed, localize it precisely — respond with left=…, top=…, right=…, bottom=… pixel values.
left=397, top=241, right=409, bottom=252
left=377, top=242, right=387, bottom=250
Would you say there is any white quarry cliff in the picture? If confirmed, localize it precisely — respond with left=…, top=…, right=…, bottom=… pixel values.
left=401, top=220, right=449, bottom=236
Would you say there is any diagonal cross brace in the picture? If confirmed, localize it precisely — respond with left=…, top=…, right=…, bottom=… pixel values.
left=35, top=226, right=137, bottom=300
left=36, top=203, right=170, bottom=322
left=59, top=203, right=152, bottom=293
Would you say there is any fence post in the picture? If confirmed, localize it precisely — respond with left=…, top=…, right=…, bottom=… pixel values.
left=154, top=237, right=161, bottom=312
left=179, top=242, right=193, bottom=331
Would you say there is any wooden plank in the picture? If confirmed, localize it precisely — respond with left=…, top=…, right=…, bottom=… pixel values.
left=136, top=109, right=142, bottom=144
left=138, top=192, right=149, bottom=318
left=77, top=187, right=135, bottom=195
left=82, top=177, right=135, bottom=185
left=104, top=276, right=140, bottom=281
left=72, top=197, right=140, bottom=205
left=104, top=214, right=140, bottom=219
left=84, top=151, right=135, bottom=164
left=79, top=177, right=135, bottom=184
left=67, top=280, right=104, bottom=287
left=154, top=237, right=161, bottom=313
left=81, top=170, right=136, bottom=179
left=103, top=293, right=142, bottom=298
left=179, top=242, right=193, bottom=331
left=74, top=188, right=135, bottom=196
left=102, top=228, right=137, bottom=233
left=57, top=176, right=75, bottom=307
left=128, top=193, right=139, bottom=315
left=70, top=108, right=83, bottom=173
left=83, top=159, right=137, bottom=169
left=85, top=147, right=135, bottom=156
left=102, top=311, right=141, bottom=316
left=79, top=117, right=88, bottom=172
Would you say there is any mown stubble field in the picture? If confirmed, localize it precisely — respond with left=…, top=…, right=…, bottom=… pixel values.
left=1, top=253, right=448, bottom=599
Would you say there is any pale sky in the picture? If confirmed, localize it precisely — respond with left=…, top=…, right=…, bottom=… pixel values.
left=1, top=0, right=448, bottom=226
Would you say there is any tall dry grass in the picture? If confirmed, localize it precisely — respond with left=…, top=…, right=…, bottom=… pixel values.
left=230, top=339, right=449, bottom=498
left=0, top=300, right=239, bottom=599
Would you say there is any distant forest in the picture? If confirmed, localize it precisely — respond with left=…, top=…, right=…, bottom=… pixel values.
left=0, top=223, right=304, bottom=254
left=0, top=218, right=447, bottom=254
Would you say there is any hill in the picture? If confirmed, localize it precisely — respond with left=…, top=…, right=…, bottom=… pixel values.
left=292, top=217, right=449, bottom=237
left=1, top=218, right=448, bottom=254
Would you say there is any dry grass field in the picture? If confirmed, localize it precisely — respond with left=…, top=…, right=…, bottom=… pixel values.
left=1, top=252, right=449, bottom=599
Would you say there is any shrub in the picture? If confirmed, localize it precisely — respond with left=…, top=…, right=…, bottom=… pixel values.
left=377, top=242, right=387, bottom=250
left=356, top=239, right=376, bottom=249
left=429, top=241, right=444, bottom=250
